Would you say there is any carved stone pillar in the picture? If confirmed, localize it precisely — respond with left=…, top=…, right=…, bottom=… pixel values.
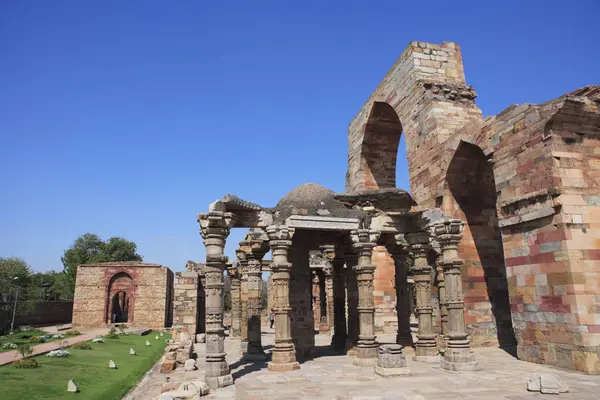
left=435, top=220, right=479, bottom=371
left=386, top=234, right=413, bottom=347
left=240, top=230, right=269, bottom=361
left=227, top=264, right=242, bottom=338
left=351, top=229, right=380, bottom=365
left=436, top=258, right=449, bottom=347
left=331, top=254, right=347, bottom=351
left=312, top=271, right=321, bottom=331
left=406, top=231, right=438, bottom=362
left=345, top=253, right=359, bottom=354
left=266, top=225, right=300, bottom=372
left=198, top=209, right=235, bottom=389
left=320, top=245, right=335, bottom=335
left=236, top=248, right=249, bottom=353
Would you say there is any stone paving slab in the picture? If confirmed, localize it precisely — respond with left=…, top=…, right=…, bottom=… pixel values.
left=127, top=330, right=600, bottom=400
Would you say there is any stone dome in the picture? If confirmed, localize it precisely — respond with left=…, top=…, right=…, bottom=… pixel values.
left=276, top=183, right=335, bottom=209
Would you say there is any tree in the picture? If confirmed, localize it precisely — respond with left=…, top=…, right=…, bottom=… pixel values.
left=0, top=257, right=32, bottom=294
left=61, top=233, right=143, bottom=294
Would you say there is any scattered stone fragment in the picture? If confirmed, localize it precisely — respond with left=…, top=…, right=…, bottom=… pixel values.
left=130, top=348, right=136, bottom=355
left=158, top=395, right=174, bottom=400
left=146, top=340, right=151, bottom=346
left=527, top=373, right=569, bottom=394
left=184, top=358, right=196, bottom=371
left=91, top=337, right=105, bottom=343
left=160, top=332, right=164, bottom=337
left=109, top=360, right=117, bottom=369
left=374, top=344, right=411, bottom=377
left=155, top=335, right=159, bottom=340
left=160, top=359, right=176, bottom=374
left=161, top=380, right=209, bottom=399
left=67, top=380, right=78, bottom=393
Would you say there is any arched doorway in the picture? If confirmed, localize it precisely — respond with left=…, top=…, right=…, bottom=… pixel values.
left=106, top=272, right=135, bottom=325
left=111, top=291, right=129, bottom=323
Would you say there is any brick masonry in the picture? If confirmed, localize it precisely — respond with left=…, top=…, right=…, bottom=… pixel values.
left=72, top=261, right=174, bottom=329
left=346, top=40, right=600, bottom=373
left=172, top=261, right=206, bottom=334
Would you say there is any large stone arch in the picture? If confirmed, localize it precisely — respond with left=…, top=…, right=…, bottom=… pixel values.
left=444, top=140, right=516, bottom=347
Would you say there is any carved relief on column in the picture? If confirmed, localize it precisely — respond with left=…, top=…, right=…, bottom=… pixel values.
left=240, top=229, right=269, bottom=361
left=235, top=248, right=249, bottom=352
left=385, top=234, right=413, bottom=347
left=227, top=263, right=242, bottom=338
left=331, top=253, right=347, bottom=351
left=312, top=271, right=321, bottom=331
left=320, top=245, right=335, bottom=335
left=434, top=219, right=479, bottom=371
left=198, top=209, right=235, bottom=388
left=406, top=231, right=438, bottom=362
left=266, top=225, right=300, bottom=372
left=351, top=229, right=381, bottom=366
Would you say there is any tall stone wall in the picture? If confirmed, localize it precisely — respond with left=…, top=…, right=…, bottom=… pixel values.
left=72, top=262, right=173, bottom=329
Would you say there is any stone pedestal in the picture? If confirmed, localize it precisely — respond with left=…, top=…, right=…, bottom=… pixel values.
left=267, top=225, right=300, bottom=372
left=198, top=208, right=235, bottom=388
left=435, top=220, right=479, bottom=371
left=406, top=231, right=439, bottom=362
left=374, top=344, right=411, bottom=377
left=351, top=229, right=380, bottom=366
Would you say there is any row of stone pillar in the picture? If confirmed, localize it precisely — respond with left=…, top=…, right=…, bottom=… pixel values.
left=198, top=210, right=476, bottom=388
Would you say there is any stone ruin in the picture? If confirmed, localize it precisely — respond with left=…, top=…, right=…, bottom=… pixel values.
left=188, top=40, right=600, bottom=389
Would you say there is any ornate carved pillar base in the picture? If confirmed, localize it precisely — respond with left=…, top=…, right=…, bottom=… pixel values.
left=374, top=344, right=411, bottom=377
left=205, top=363, right=234, bottom=389
left=240, top=340, right=248, bottom=354
left=441, top=345, right=479, bottom=371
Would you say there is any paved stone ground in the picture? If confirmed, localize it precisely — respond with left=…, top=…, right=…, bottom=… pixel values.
left=0, top=327, right=108, bottom=366
left=127, top=329, right=600, bottom=400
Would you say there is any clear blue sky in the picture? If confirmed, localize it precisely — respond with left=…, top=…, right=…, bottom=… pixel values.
left=1, top=1, right=598, bottom=273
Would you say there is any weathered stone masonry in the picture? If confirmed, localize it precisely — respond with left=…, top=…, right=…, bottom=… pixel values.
left=347, top=40, right=600, bottom=373
left=72, top=261, right=173, bottom=329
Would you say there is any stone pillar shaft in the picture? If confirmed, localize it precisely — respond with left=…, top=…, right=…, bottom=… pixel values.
left=436, top=260, right=449, bottom=340
left=198, top=210, right=235, bottom=388
left=351, top=229, right=380, bottom=365
left=228, top=266, right=242, bottom=338
left=244, top=257, right=265, bottom=359
left=435, top=219, right=478, bottom=371
left=236, top=251, right=249, bottom=353
left=312, top=271, right=321, bottom=331
left=345, top=258, right=359, bottom=353
left=325, top=271, right=334, bottom=333
left=331, top=257, right=347, bottom=350
left=406, top=231, right=438, bottom=361
left=388, top=235, right=413, bottom=347
left=267, top=225, right=300, bottom=372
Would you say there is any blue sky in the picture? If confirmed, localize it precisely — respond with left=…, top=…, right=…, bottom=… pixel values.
left=1, top=1, right=598, bottom=273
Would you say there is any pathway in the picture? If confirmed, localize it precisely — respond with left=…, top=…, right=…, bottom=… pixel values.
left=0, top=327, right=108, bottom=366
left=126, top=330, right=600, bottom=400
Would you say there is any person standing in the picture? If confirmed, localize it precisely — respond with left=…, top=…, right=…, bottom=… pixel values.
left=269, top=308, right=275, bottom=329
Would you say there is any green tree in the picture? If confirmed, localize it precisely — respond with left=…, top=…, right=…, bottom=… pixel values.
left=61, top=233, right=143, bottom=295
left=0, top=257, right=32, bottom=293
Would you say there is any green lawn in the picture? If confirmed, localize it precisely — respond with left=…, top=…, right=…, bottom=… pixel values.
left=0, top=331, right=171, bottom=400
left=0, top=330, right=68, bottom=352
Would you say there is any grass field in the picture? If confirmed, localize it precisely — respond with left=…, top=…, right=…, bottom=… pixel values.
left=0, top=329, right=68, bottom=352
left=0, top=331, right=170, bottom=400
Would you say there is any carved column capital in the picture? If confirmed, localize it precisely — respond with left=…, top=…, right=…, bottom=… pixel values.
left=266, top=225, right=295, bottom=241
left=198, top=211, right=236, bottom=240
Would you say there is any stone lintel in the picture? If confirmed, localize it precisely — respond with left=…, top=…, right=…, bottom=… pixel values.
left=498, top=207, right=556, bottom=228
left=285, top=215, right=360, bottom=231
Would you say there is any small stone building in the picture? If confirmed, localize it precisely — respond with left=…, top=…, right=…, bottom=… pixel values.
left=72, top=261, right=174, bottom=329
